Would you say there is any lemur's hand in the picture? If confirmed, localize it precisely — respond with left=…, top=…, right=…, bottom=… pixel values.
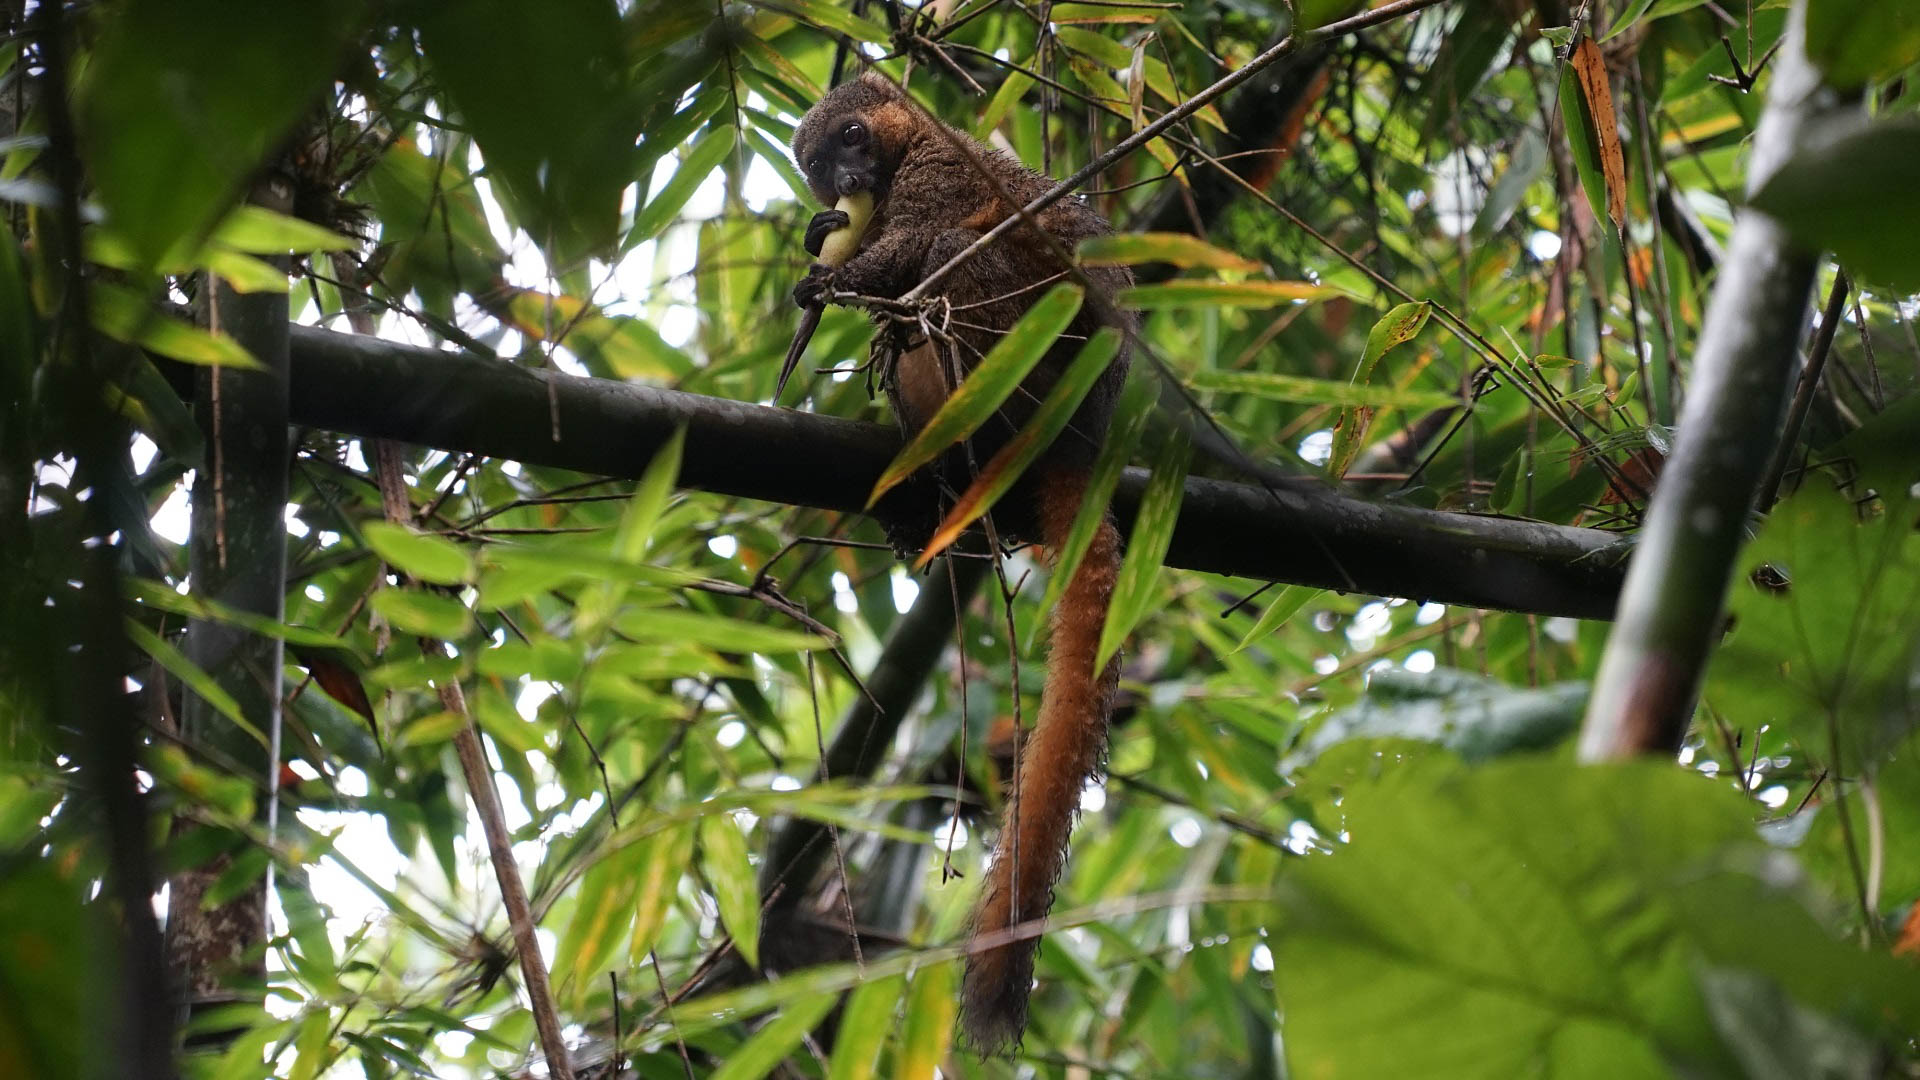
left=803, top=208, right=852, bottom=258
left=791, top=263, right=838, bottom=309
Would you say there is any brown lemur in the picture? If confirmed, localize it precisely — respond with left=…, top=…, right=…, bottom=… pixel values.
left=788, top=71, right=1134, bottom=1051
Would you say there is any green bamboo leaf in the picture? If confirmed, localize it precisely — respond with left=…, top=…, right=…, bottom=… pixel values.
left=1190, top=369, right=1455, bottom=410
left=369, top=588, right=473, bottom=640
left=916, top=328, right=1122, bottom=566
left=744, top=127, right=811, bottom=204
left=1233, top=585, right=1323, bottom=652
left=826, top=974, right=906, bottom=1080
left=973, top=68, right=1035, bottom=138
left=577, top=427, right=686, bottom=634
left=92, top=283, right=260, bottom=369
left=628, top=824, right=693, bottom=965
left=211, top=204, right=357, bottom=253
left=754, top=0, right=890, bottom=44
left=393, top=710, right=466, bottom=750
left=614, top=608, right=827, bottom=653
left=1032, top=372, right=1154, bottom=653
left=1327, top=301, right=1433, bottom=480
left=555, top=842, right=645, bottom=1010
left=700, top=812, right=761, bottom=968
left=123, top=619, right=266, bottom=747
left=1098, top=424, right=1189, bottom=668
left=1118, top=280, right=1333, bottom=308
left=709, top=993, right=839, bottom=1080
left=1805, top=0, right=1920, bottom=89
left=363, top=522, right=473, bottom=585
left=896, top=960, right=959, bottom=1078
left=736, top=32, right=822, bottom=101
left=1079, top=233, right=1262, bottom=272
left=868, top=284, right=1085, bottom=505
left=629, top=126, right=737, bottom=246
left=124, top=578, right=342, bottom=648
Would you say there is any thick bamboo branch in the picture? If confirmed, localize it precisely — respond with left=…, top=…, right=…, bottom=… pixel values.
left=1578, top=3, right=1855, bottom=760
left=282, top=325, right=1630, bottom=620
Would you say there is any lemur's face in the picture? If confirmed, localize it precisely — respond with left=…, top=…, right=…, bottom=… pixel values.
left=798, top=113, right=880, bottom=203
left=791, top=72, right=914, bottom=207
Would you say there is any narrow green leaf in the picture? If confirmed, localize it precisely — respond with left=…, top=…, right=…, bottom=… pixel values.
left=868, top=284, right=1085, bottom=505
left=123, top=619, right=265, bottom=747
left=363, top=522, right=473, bottom=585
left=554, top=842, right=645, bottom=1010
left=916, top=328, right=1123, bottom=566
left=1032, top=373, right=1153, bottom=653
left=974, top=68, right=1035, bottom=138
left=755, top=0, right=890, bottom=44
left=700, top=812, right=761, bottom=968
left=1190, top=369, right=1455, bottom=410
left=92, top=283, right=260, bottom=369
left=211, top=205, right=357, bottom=253
left=1098, top=424, right=1188, bottom=668
left=124, top=577, right=342, bottom=648
left=1080, top=233, right=1262, bottom=272
left=709, top=993, right=839, bottom=1080
left=736, top=32, right=822, bottom=101
left=628, top=824, right=693, bottom=965
left=1118, top=280, right=1333, bottom=308
left=1232, top=585, right=1322, bottom=652
left=826, top=974, right=906, bottom=1080
left=369, top=588, right=473, bottom=640
left=629, top=126, right=737, bottom=246
left=1326, top=301, right=1432, bottom=480
left=613, top=608, right=827, bottom=654
left=896, top=961, right=959, bottom=1078
left=615, top=426, right=685, bottom=562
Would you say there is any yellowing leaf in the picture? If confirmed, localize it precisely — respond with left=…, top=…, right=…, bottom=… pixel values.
left=1079, top=232, right=1263, bottom=271
left=1570, top=38, right=1627, bottom=229
left=1118, top=280, right=1333, bottom=308
left=1326, top=301, right=1432, bottom=480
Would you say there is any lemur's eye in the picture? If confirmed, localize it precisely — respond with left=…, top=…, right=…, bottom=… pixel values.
left=841, top=122, right=866, bottom=146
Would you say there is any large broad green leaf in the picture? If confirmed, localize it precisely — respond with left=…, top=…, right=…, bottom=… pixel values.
left=0, top=865, right=107, bottom=1080
left=1704, top=470, right=1920, bottom=766
left=78, top=0, right=365, bottom=268
left=868, top=284, right=1085, bottom=504
left=1805, top=0, right=1920, bottom=89
left=1749, top=118, right=1920, bottom=290
left=413, top=0, right=638, bottom=264
left=1275, top=760, right=1920, bottom=1078
left=1280, top=668, right=1586, bottom=772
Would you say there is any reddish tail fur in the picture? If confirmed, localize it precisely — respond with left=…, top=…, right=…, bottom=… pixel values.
left=960, top=465, right=1122, bottom=1052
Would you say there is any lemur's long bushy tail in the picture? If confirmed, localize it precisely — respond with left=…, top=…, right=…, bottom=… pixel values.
left=959, top=464, right=1122, bottom=1053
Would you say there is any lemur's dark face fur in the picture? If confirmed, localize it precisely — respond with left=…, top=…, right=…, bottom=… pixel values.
left=790, top=72, right=916, bottom=207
